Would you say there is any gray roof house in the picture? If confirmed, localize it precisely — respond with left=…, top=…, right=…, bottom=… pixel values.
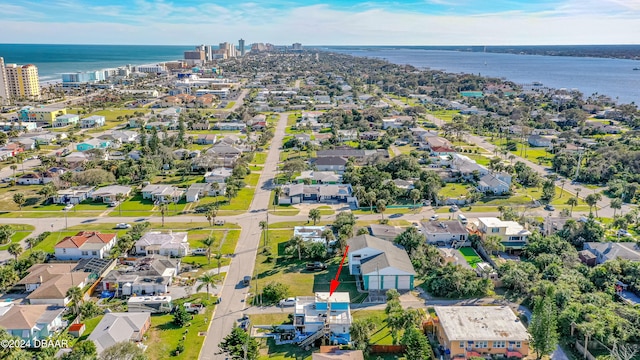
left=421, top=220, right=469, bottom=246
left=135, top=231, right=189, bottom=257
left=347, top=234, right=416, bottom=290
left=88, top=312, right=151, bottom=355
left=91, top=185, right=132, bottom=204
left=477, top=173, right=511, bottom=194
left=313, top=157, right=348, bottom=173
left=368, top=224, right=404, bottom=241
left=141, top=184, right=183, bottom=203
left=584, top=242, right=640, bottom=264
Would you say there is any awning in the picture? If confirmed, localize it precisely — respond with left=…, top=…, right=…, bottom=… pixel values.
left=507, top=351, right=523, bottom=358
left=466, top=351, right=483, bottom=358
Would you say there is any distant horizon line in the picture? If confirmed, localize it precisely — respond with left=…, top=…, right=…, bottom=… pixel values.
left=1, top=43, right=640, bottom=47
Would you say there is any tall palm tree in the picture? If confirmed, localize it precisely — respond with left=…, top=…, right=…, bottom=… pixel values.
left=308, top=208, right=321, bottom=225
left=376, top=199, right=387, bottom=221
left=483, top=235, right=505, bottom=255
left=205, top=205, right=218, bottom=227
left=9, top=164, right=17, bottom=179
left=213, top=252, right=223, bottom=275
left=273, top=187, right=282, bottom=208
left=115, top=193, right=126, bottom=216
left=202, top=236, right=215, bottom=265
left=197, top=273, right=221, bottom=300
left=159, top=203, right=168, bottom=227
left=287, top=235, right=305, bottom=260
left=7, top=243, right=22, bottom=261
left=66, top=286, right=84, bottom=316
left=566, top=197, right=578, bottom=216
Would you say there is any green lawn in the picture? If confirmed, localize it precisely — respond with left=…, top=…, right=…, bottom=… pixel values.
left=315, top=206, right=335, bottom=216
left=440, top=183, right=470, bottom=198
left=224, top=101, right=236, bottom=109
left=459, top=247, right=483, bottom=269
left=108, top=194, right=155, bottom=217
left=253, top=229, right=366, bottom=305
left=352, top=310, right=395, bottom=345
left=426, top=109, right=461, bottom=122
left=253, top=153, right=267, bottom=165
left=245, top=173, right=261, bottom=187
left=74, top=314, right=104, bottom=344
left=146, top=294, right=216, bottom=360
left=0, top=224, right=35, bottom=250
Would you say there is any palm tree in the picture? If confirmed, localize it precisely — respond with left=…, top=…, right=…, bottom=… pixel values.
left=13, top=193, right=25, bottom=211
left=585, top=193, right=602, bottom=217
left=376, top=199, right=387, bottom=221
left=7, top=243, right=22, bottom=261
left=225, top=185, right=238, bottom=203
left=287, top=235, right=305, bottom=260
left=611, top=198, right=623, bottom=217
left=213, top=252, right=223, bottom=275
left=9, top=164, right=17, bottom=179
left=211, top=182, right=220, bottom=204
left=273, top=186, right=282, bottom=208
left=559, top=179, right=567, bottom=198
left=322, top=229, right=335, bottom=248
left=159, top=203, right=168, bottom=227
left=66, top=286, right=84, bottom=316
left=196, top=273, right=220, bottom=300
left=483, top=235, right=505, bottom=255
left=410, top=189, right=421, bottom=208
left=309, top=208, right=321, bottom=225
left=365, top=191, right=376, bottom=213
left=205, top=205, right=218, bottom=226
left=566, top=197, right=578, bottom=216
left=115, top=193, right=126, bottom=216
left=202, top=236, right=215, bottom=265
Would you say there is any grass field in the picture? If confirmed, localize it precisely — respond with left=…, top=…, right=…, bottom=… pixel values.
left=459, top=247, right=483, bottom=268
left=253, top=153, right=267, bottom=164
left=0, top=224, right=35, bottom=251
left=440, top=183, right=470, bottom=198
left=427, top=109, right=462, bottom=122
left=252, top=229, right=366, bottom=305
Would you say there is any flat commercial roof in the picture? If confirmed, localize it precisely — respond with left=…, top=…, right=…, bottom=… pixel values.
left=434, top=306, right=528, bottom=341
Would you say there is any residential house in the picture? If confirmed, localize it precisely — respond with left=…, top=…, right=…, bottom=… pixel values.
left=295, top=170, right=342, bottom=184
left=433, top=306, right=530, bottom=359
left=64, top=152, right=88, bottom=168
left=314, top=95, right=331, bottom=104
left=197, top=134, right=217, bottom=145
left=76, top=138, right=110, bottom=152
left=477, top=173, right=511, bottom=195
left=91, top=185, right=132, bottom=204
left=294, top=133, right=311, bottom=144
left=53, top=114, right=79, bottom=128
left=421, top=220, right=469, bottom=246
left=16, top=263, right=88, bottom=306
left=101, top=257, right=179, bottom=296
left=17, top=173, right=42, bottom=185
left=450, top=154, right=489, bottom=179
left=185, top=183, right=213, bottom=203
left=294, top=292, right=352, bottom=345
left=528, top=134, right=557, bottom=148
left=80, top=115, right=106, bottom=128
left=578, top=250, right=597, bottom=266
left=359, top=131, right=381, bottom=141
left=337, top=129, right=358, bottom=142
left=583, top=242, right=640, bottom=264
left=470, top=217, right=531, bottom=251
left=88, top=312, right=151, bottom=355
left=0, top=121, right=38, bottom=132
left=141, top=184, right=183, bottom=203
left=191, top=121, right=210, bottom=130
left=316, top=149, right=389, bottom=161
left=1, top=142, right=24, bottom=156
left=279, top=183, right=357, bottom=206
left=302, top=111, right=323, bottom=121
left=205, top=144, right=243, bottom=166
left=41, top=167, right=66, bottom=184
left=347, top=234, right=416, bottom=290
left=135, top=231, right=189, bottom=257
left=54, top=231, right=118, bottom=260
left=313, top=157, right=348, bottom=173
left=368, top=224, right=404, bottom=242
left=16, top=137, right=36, bottom=150
left=52, top=186, right=95, bottom=204
left=213, top=122, right=246, bottom=131
left=32, top=133, right=64, bottom=145
left=0, top=305, right=65, bottom=347
left=293, top=226, right=328, bottom=244
left=102, top=130, right=138, bottom=144
left=382, top=117, right=410, bottom=130
left=204, top=167, right=232, bottom=183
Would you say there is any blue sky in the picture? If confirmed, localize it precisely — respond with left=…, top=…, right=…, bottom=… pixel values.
left=1, top=0, right=639, bottom=45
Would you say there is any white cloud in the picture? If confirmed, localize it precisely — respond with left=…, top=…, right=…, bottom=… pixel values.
left=0, top=1, right=638, bottom=45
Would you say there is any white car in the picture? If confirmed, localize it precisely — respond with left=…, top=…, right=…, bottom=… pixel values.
left=63, top=204, right=74, bottom=211
left=429, top=214, right=439, bottom=221
left=617, top=229, right=632, bottom=237
left=115, top=223, right=131, bottom=229
left=279, top=297, right=296, bottom=307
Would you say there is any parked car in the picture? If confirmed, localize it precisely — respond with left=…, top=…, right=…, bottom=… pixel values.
left=214, top=219, right=225, bottom=226
left=279, top=298, right=296, bottom=307
left=306, top=262, right=326, bottom=271
left=429, top=214, right=439, bottom=221
left=115, top=223, right=131, bottom=229
left=544, top=204, right=555, bottom=211
left=183, top=303, right=204, bottom=314
left=63, top=204, right=74, bottom=211
left=449, top=205, right=459, bottom=212
left=192, top=248, right=207, bottom=256
left=239, top=319, right=251, bottom=331
left=242, top=276, right=251, bottom=286
left=108, top=201, right=120, bottom=207
left=618, top=229, right=632, bottom=237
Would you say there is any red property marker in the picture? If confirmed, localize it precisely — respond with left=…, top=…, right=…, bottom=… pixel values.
left=329, top=246, right=349, bottom=296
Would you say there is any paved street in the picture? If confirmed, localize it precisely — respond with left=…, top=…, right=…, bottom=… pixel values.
left=198, top=111, right=289, bottom=360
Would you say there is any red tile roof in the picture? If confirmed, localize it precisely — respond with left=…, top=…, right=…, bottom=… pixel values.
left=55, top=231, right=116, bottom=249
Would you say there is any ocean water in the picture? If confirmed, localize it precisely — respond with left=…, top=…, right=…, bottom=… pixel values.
left=0, top=44, right=188, bottom=82
left=325, top=47, right=640, bottom=105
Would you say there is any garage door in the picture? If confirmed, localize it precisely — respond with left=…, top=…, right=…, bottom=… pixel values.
left=383, top=276, right=396, bottom=290
left=397, top=276, right=411, bottom=290
left=368, top=276, right=379, bottom=291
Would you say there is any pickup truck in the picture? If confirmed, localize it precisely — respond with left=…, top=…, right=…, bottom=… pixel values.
left=183, top=302, right=204, bottom=314
left=306, top=262, right=327, bottom=271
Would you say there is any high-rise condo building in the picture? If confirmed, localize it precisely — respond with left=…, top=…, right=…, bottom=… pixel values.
left=238, top=39, right=245, bottom=57
left=0, top=57, right=9, bottom=105
left=292, top=43, right=303, bottom=51
left=5, top=63, right=41, bottom=100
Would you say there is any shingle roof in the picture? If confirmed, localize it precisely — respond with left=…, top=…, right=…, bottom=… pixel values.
left=0, top=305, right=64, bottom=330
left=88, top=312, right=150, bottom=354
left=55, top=231, right=116, bottom=249
left=347, top=234, right=415, bottom=275
left=314, top=157, right=348, bottom=166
